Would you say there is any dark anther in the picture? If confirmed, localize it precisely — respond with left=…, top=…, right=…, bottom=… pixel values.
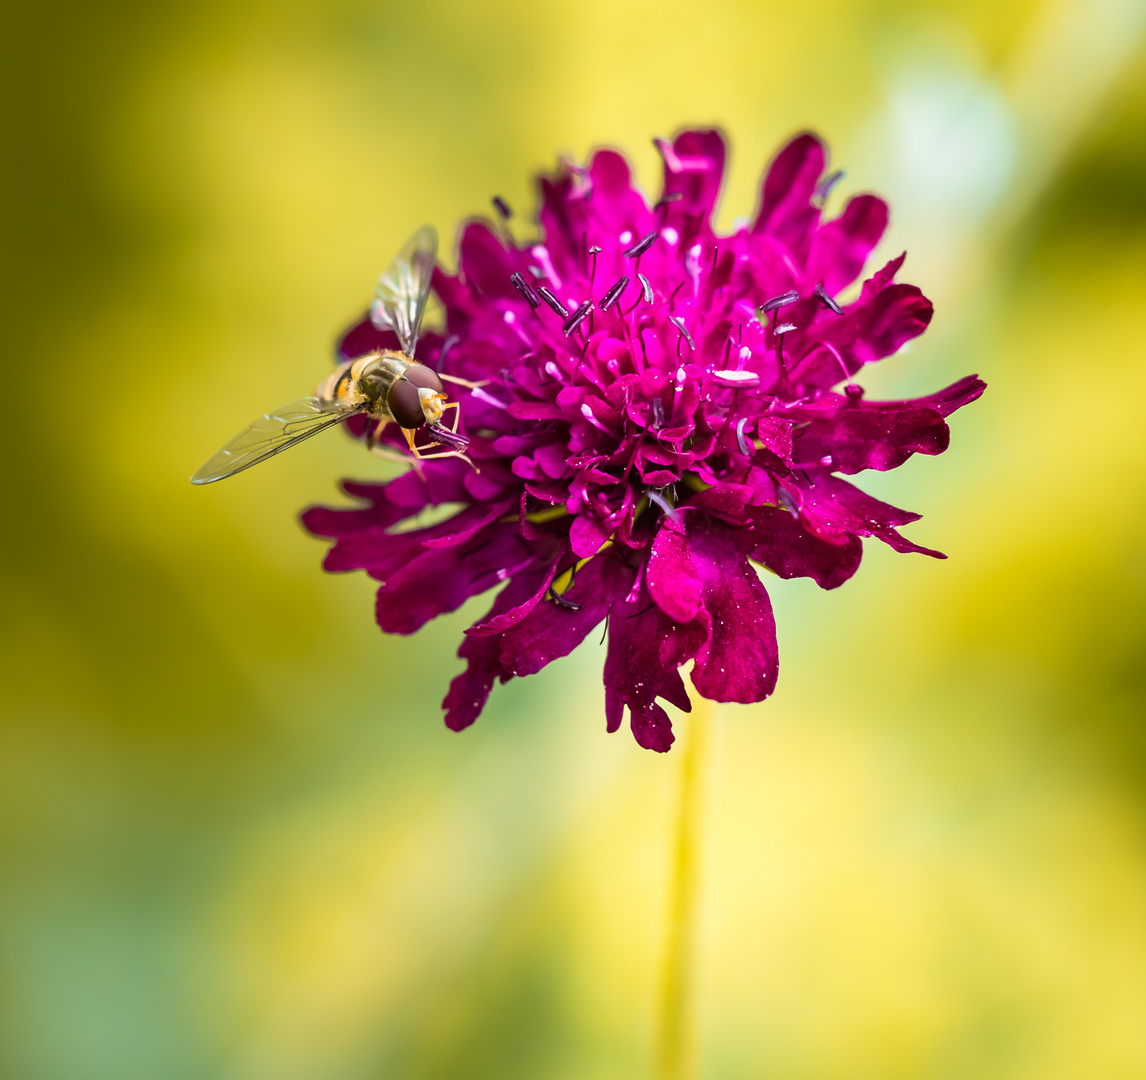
left=844, top=383, right=865, bottom=400
left=563, top=300, right=593, bottom=336
left=653, top=192, right=684, bottom=210
left=623, top=230, right=659, bottom=259
left=638, top=273, right=654, bottom=303
left=759, top=290, right=800, bottom=314
left=814, top=170, right=844, bottom=202
left=492, top=196, right=512, bottom=219
left=777, top=487, right=800, bottom=518
left=600, top=276, right=629, bottom=311
left=774, top=322, right=797, bottom=335
left=537, top=285, right=569, bottom=318
left=589, top=245, right=602, bottom=255
left=510, top=271, right=540, bottom=309
left=813, top=282, right=844, bottom=315
left=550, top=590, right=581, bottom=611
left=668, top=315, right=695, bottom=348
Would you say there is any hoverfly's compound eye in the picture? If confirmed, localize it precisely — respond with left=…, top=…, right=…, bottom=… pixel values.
left=388, top=364, right=446, bottom=428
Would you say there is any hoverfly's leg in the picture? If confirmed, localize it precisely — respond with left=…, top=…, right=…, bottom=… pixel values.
left=407, top=419, right=477, bottom=471
left=440, top=400, right=462, bottom=434
left=393, top=427, right=428, bottom=480
left=366, top=417, right=390, bottom=451
left=439, top=374, right=490, bottom=390
left=412, top=445, right=479, bottom=470
left=367, top=444, right=413, bottom=465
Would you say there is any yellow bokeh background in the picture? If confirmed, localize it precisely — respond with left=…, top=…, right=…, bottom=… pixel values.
left=3, top=1, right=1146, bottom=1077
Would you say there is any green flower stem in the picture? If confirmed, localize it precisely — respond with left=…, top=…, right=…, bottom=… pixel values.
left=655, top=695, right=714, bottom=1080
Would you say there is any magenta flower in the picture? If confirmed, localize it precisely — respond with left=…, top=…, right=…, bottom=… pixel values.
left=302, top=131, right=984, bottom=752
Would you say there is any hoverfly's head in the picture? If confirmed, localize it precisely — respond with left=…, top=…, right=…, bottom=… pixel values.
left=388, top=364, right=447, bottom=429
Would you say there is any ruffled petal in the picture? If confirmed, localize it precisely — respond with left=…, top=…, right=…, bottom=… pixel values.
left=374, top=529, right=534, bottom=635
left=336, top=314, right=401, bottom=362
left=589, top=148, right=654, bottom=241
left=748, top=505, right=863, bottom=589
left=687, top=522, right=779, bottom=703
left=443, top=572, right=546, bottom=731
left=499, top=552, right=634, bottom=677
left=793, top=472, right=945, bottom=559
left=464, top=555, right=561, bottom=637
left=603, top=588, right=707, bottom=752
left=792, top=403, right=951, bottom=473
left=806, top=194, right=889, bottom=294
left=537, top=168, right=593, bottom=286
left=646, top=518, right=703, bottom=622
left=657, top=129, right=726, bottom=249
left=752, top=133, right=825, bottom=267
left=458, top=221, right=519, bottom=301
left=790, top=257, right=934, bottom=387
left=872, top=374, right=986, bottom=418
left=301, top=470, right=437, bottom=538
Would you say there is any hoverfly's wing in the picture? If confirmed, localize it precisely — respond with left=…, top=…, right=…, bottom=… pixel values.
left=369, top=225, right=438, bottom=356
left=191, top=398, right=357, bottom=485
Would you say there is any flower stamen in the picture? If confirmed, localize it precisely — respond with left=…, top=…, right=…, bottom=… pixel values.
left=563, top=300, right=593, bottom=336
left=537, top=285, right=569, bottom=319
left=600, top=276, right=629, bottom=312
left=759, top=290, right=800, bottom=315
left=813, top=282, right=844, bottom=315
left=510, top=271, right=540, bottom=309
left=623, top=231, right=659, bottom=259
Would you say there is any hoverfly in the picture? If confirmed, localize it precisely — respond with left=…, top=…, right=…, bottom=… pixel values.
left=191, top=226, right=473, bottom=485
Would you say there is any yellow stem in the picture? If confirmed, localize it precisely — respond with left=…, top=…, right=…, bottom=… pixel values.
left=655, top=693, right=715, bottom=1080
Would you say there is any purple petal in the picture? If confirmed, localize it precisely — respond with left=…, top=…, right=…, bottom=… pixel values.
left=589, top=148, right=654, bottom=238
left=465, top=556, right=562, bottom=637
left=337, top=314, right=401, bottom=363
left=873, top=374, right=987, bottom=418
left=748, top=505, right=863, bottom=589
left=687, top=522, right=779, bottom=703
left=752, top=133, right=825, bottom=267
left=792, top=405, right=950, bottom=473
left=807, top=194, right=889, bottom=294
left=375, top=529, right=533, bottom=635
left=792, top=297, right=934, bottom=389
left=646, top=518, right=703, bottom=622
left=795, top=472, right=946, bottom=559
left=499, top=553, right=635, bottom=677
left=458, top=221, right=519, bottom=300
left=685, top=482, right=755, bottom=522
left=603, top=589, right=707, bottom=752
left=657, top=129, right=727, bottom=236
left=538, top=169, right=594, bottom=284
left=570, top=512, right=613, bottom=558
left=443, top=572, right=547, bottom=732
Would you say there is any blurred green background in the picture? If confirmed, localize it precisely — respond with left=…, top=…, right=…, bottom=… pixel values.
left=3, top=0, right=1146, bottom=1077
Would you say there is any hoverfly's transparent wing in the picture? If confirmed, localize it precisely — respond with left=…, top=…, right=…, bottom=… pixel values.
left=191, top=398, right=357, bottom=485
left=369, top=225, right=438, bottom=356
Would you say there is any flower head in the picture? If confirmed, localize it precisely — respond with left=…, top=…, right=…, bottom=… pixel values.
left=303, top=131, right=984, bottom=751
